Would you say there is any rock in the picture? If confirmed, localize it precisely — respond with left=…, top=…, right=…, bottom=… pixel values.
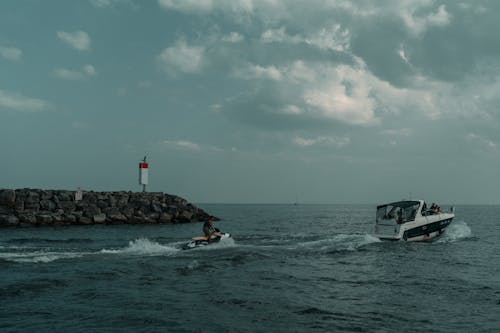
left=0, top=190, right=16, bottom=207
left=151, top=202, right=162, bottom=213
left=0, top=214, right=19, bottom=226
left=147, top=212, right=160, bottom=221
left=36, top=214, right=53, bottom=224
left=181, top=211, right=194, bottom=220
left=0, top=189, right=218, bottom=227
left=40, top=200, right=56, bottom=211
left=25, top=191, right=40, bottom=204
left=93, top=214, right=106, bottom=223
left=63, top=214, right=77, bottom=223
left=0, top=206, right=13, bottom=214
left=57, top=191, right=72, bottom=201
left=83, top=205, right=101, bottom=218
left=105, top=208, right=127, bottom=222
left=24, top=203, right=40, bottom=212
left=19, top=213, right=37, bottom=224
left=58, top=201, right=75, bottom=212
left=115, top=195, right=129, bottom=207
left=97, top=200, right=109, bottom=209
left=78, top=216, right=92, bottom=224
left=159, top=213, right=172, bottom=223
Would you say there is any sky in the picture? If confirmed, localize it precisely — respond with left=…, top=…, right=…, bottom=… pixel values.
left=1, top=0, right=499, bottom=204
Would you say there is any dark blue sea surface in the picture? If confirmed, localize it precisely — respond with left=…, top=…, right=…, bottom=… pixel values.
left=1, top=205, right=499, bottom=332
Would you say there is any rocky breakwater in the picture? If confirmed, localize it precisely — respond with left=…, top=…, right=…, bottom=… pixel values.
left=0, top=189, right=219, bottom=227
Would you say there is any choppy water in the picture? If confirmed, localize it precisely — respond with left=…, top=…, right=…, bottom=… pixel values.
left=1, top=205, right=499, bottom=332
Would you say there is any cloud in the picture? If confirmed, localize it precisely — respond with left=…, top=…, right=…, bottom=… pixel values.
left=222, top=32, right=244, bottom=43
left=0, top=46, right=22, bottom=61
left=162, top=139, right=201, bottom=150
left=399, top=3, right=451, bottom=36
left=157, top=0, right=258, bottom=14
left=303, top=64, right=379, bottom=126
left=293, top=135, right=350, bottom=148
left=0, top=89, right=49, bottom=112
left=158, top=0, right=214, bottom=13
left=398, top=44, right=411, bottom=65
left=466, top=133, right=497, bottom=150
left=157, top=40, right=205, bottom=74
left=53, top=64, right=97, bottom=80
left=232, top=63, right=283, bottom=81
left=381, top=128, right=412, bottom=136
left=261, top=25, right=350, bottom=52
left=57, top=30, right=91, bottom=51
left=89, top=0, right=133, bottom=7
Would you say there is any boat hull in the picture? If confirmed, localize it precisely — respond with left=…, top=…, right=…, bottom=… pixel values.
left=375, top=214, right=454, bottom=242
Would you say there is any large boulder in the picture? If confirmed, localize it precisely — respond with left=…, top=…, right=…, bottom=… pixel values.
left=0, top=190, right=16, bottom=207
left=0, top=214, right=19, bottom=226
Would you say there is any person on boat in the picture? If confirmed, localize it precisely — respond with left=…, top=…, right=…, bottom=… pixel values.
left=203, top=220, right=223, bottom=242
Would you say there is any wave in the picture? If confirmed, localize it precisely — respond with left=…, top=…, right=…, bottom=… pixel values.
left=437, top=221, right=472, bottom=243
left=236, top=233, right=380, bottom=253
left=7, top=238, right=94, bottom=244
left=100, top=238, right=180, bottom=256
left=1, top=238, right=181, bottom=263
left=0, top=250, right=88, bottom=263
left=294, top=233, right=380, bottom=252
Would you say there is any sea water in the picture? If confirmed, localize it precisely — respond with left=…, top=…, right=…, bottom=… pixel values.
left=1, top=205, right=499, bottom=332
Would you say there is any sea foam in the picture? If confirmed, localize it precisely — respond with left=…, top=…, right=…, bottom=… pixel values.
left=437, top=221, right=472, bottom=243
left=100, top=238, right=180, bottom=255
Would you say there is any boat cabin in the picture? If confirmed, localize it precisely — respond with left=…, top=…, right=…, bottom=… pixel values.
left=376, top=200, right=422, bottom=225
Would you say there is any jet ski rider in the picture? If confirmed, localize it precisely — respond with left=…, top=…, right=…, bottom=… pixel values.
left=203, top=220, right=223, bottom=242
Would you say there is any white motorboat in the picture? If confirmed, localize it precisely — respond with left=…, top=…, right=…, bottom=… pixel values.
left=374, top=200, right=454, bottom=241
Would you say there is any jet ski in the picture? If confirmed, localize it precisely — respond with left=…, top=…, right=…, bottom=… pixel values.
left=182, top=231, right=232, bottom=250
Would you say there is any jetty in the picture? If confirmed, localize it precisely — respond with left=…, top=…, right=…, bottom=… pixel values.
left=0, top=189, right=219, bottom=227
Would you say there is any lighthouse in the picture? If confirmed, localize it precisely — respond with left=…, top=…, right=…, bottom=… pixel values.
left=139, top=156, right=149, bottom=192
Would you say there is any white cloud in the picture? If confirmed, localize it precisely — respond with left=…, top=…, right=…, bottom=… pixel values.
left=158, top=0, right=260, bottom=14
left=398, top=44, right=411, bottom=65
left=157, top=40, right=205, bottom=74
left=281, top=105, right=302, bottom=115
left=261, top=25, right=350, bottom=52
left=233, top=63, right=283, bottom=81
left=53, top=64, right=97, bottom=80
left=158, top=0, right=213, bottom=13
left=287, top=60, right=317, bottom=82
left=57, top=30, right=91, bottom=51
left=90, top=0, right=139, bottom=9
left=466, top=133, right=497, bottom=150
left=399, top=3, right=451, bottom=36
left=0, top=46, right=22, bottom=61
left=83, top=64, right=96, bottom=76
left=381, top=128, right=412, bottom=136
left=90, top=0, right=114, bottom=7
left=293, top=136, right=350, bottom=148
left=0, top=89, right=49, bottom=112
left=163, top=139, right=201, bottom=150
left=303, top=65, right=378, bottom=126
left=222, top=32, right=244, bottom=43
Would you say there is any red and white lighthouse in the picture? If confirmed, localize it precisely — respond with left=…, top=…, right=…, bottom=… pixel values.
left=139, top=158, right=149, bottom=192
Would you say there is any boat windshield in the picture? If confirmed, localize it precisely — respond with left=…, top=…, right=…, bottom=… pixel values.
left=376, top=201, right=420, bottom=224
